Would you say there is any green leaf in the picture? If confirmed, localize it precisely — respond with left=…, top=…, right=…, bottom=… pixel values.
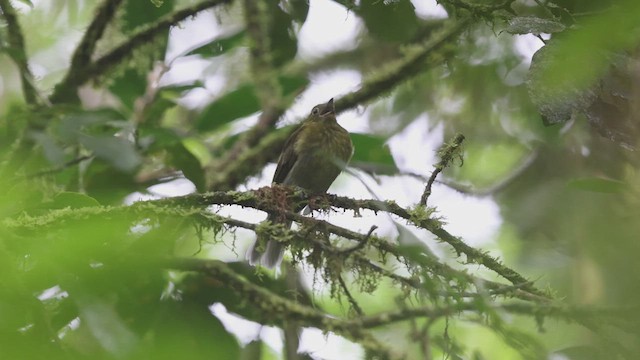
left=359, top=0, right=418, bottom=42
left=84, top=162, right=138, bottom=204
left=15, top=0, right=33, bottom=7
left=567, top=177, right=627, bottom=193
left=121, top=0, right=174, bottom=32
left=139, top=127, right=206, bottom=191
left=350, top=133, right=396, bottom=170
left=48, top=192, right=101, bottom=209
left=79, top=135, right=141, bottom=172
left=527, top=43, right=597, bottom=125
left=269, top=3, right=298, bottom=66
left=57, top=108, right=127, bottom=141
left=196, top=76, right=309, bottom=132
left=109, top=69, right=147, bottom=109
left=196, top=84, right=259, bottom=132
left=169, top=143, right=206, bottom=191
left=76, top=295, right=139, bottom=357
left=141, top=301, right=240, bottom=359
left=141, top=83, right=202, bottom=126
left=285, top=0, right=310, bottom=23
left=506, top=16, right=566, bottom=35
left=184, top=30, right=246, bottom=57
left=279, top=74, right=309, bottom=94
left=30, top=132, right=66, bottom=166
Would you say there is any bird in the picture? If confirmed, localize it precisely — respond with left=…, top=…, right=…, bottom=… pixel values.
left=247, top=98, right=354, bottom=268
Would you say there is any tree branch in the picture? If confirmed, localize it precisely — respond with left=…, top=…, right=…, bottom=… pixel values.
left=167, top=257, right=401, bottom=359
left=335, top=18, right=471, bottom=112
left=68, top=0, right=123, bottom=76
left=206, top=18, right=474, bottom=191
left=167, top=257, right=631, bottom=357
left=420, top=133, right=465, bottom=206
left=49, top=0, right=233, bottom=103
left=5, top=187, right=548, bottom=300
left=0, top=0, right=40, bottom=105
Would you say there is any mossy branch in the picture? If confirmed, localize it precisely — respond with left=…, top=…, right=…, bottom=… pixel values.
left=168, top=258, right=630, bottom=358
left=335, top=18, right=471, bottom=112
left=65, top=0, right=124, bottom=83
left=49, top=0, right=233, bottom=104
left=4, top=187, right=633, bottom=354
left=420, top=133, right=465, bottom=206
left=0, top=0, right=39, bottom=105
left=168, top=258, right=400, bottom=359
left=6, top=187, right=546, bottom=299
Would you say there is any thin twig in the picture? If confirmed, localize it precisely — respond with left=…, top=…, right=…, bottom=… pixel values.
left=24, top=155, right=94, bottom=178
left=420, top=133, right=465, bottom=206
left=338, top=275, right=364, bottom=316
left=339, top=225, right=377, bottom=255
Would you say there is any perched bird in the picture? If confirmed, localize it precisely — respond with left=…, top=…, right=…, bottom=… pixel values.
left=247, top=98, right=354, bottom=268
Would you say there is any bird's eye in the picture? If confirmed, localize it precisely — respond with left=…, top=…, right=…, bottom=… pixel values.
left=311, top=107, right=319, bottom=115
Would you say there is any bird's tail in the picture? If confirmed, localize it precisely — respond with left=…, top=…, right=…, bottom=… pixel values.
left=246, top=213, right=291, bottom=269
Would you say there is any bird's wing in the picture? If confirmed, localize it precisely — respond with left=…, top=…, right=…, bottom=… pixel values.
left=272, top=124, right=304, bottom=184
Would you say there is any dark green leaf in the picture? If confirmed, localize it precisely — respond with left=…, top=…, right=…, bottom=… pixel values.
left=279, top=74, right=309, bottom=95
left=196, top=76, right=308, bottom=132
left=121, top=0, right=174, bottom=32
left=359, top=0, right=418, bottom=42
left=350, top=133, right=396, bottom=169
left=269, top=3, right=298, bottom=66
left=169, top=144, right=206, bottom=191
left=15, top=0, right=33, bottom=7
left=48, top=192, right=101, bottom=209
left=75, top=296, right=138, bottom=357
left=141, top=301, right=240, bottom=359
left=142, top=83, right=202, bottom=126
left=196, top=84, right=260, bottom=132
left=284, top=0, right=310, bottom=23
left=84, top=161, right=139, bottom=204
left=79, top=135, right=141, bottom=172
left=567, top=177, right=627, bottom=193
left=139, top=127, right=206, bottom=191
left=109, top=69, right=147, bottom=109
left=506, top=17, right=566, bottom=35
left=184, top=30, right=246, bottom=57
left=57, top=109, right=127, bottom=141
left=30, top=132, right=66, bottom=166
left=527, top=42, right=597, bottom=125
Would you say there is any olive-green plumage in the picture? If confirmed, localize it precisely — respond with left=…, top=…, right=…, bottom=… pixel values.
left=248, top=98, right=353, bottom=268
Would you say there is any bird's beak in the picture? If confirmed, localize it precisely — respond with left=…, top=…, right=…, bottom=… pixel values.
left=320, top=98, right=335, bottom=116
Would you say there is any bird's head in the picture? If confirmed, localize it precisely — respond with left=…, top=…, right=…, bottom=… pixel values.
left=308, top=98, right=336, bottom=122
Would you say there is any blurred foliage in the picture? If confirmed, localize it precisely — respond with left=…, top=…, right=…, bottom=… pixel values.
left=0, top=0, right=640, bottom=359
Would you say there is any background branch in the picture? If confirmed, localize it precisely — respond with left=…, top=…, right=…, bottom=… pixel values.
left=206, top=18, right=473, bottom=191
left=67, top=0, right=124, bottom=79
left=0, top=0, right=39, bottom=105
left=50, top=0, right=233, bottom=103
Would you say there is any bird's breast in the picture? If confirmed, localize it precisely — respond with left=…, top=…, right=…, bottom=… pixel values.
left=295, top=122, right=353, bottom=163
